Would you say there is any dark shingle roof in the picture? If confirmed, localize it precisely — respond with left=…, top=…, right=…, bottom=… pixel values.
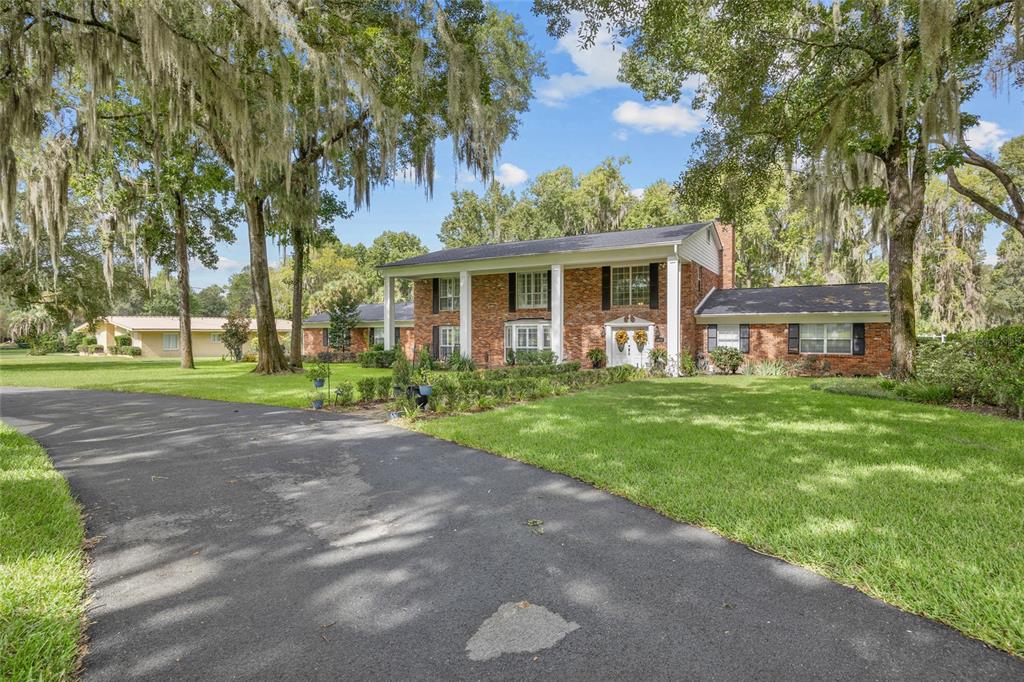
left=381, top=223, right=713, bottom=269
left=303, top=302, right=413, bottom=325
left=696, top=283, right=889, bottom=316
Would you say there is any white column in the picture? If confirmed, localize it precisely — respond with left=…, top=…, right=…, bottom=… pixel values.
left=666, top=255, right=681, bottom=376
left=550, top=264, right=564, bottom=362
left=383, top=276, right=395, bottom=351
left=459, top=270, right=472, bottom=359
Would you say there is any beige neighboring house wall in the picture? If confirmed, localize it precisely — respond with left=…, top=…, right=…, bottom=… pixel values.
left=76, top=316, right=290, bottom=358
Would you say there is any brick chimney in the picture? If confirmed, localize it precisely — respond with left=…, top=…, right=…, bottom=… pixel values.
left=714, top=220, right=735, bottom=289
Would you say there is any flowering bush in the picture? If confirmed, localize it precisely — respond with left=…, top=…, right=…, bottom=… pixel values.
left=709, top=347, right=743, bottom=374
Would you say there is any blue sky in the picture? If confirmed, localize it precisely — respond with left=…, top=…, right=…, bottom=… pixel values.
left=191, top=6, right=1022, bottom=287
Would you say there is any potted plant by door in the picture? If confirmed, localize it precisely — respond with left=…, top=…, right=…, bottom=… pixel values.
left=633, top=329, right=648, bottom=353
left=307, top=361, right=330, bottom=388
left=309, top=390, right=325, bottom=410
left=615, top=329, right=629, bottom=352
left=586, top=347, right=606, bottom=369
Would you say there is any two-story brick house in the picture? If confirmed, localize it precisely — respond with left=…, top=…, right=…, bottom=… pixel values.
left=328, top=222, right=890, bottom=374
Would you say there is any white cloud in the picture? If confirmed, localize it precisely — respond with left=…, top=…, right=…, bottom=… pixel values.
left=612, top=100, right=704, bottom=136
left=964, top=120, right=1010, bottom=154
left=215, top=256, right=243, bottom=271
left=538, top=17, right=624, bottom=106
left=629, top=187, right=646, bottom=199
left=614, top=129, right=630, bottom=141
left=456, top=168, right=481, bottom=184
left=496, top=162, right=529, bottom=188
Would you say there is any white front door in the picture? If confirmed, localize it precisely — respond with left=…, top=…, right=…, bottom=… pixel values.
left=609, top=327, right=645, bottom=368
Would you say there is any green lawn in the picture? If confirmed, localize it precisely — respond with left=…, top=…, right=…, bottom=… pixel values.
left=0, top=423, right=87, bottom=679
left=414, top=376, right=1024, bottom=657
left=0, top=350, right=390, bottom=408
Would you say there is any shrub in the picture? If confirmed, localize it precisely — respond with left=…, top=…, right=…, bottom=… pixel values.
left=447, top=353, right=476, bottom=372
left=311, top=351, right=356, bottom=363
left=121, top=346, right=141, bottom=357
left=511, top=349, right=556, bottom=366
left=893, top=381, right=953, bottom=404
left=221, top=313, right=251, bottom=361
left=393, top=350, right=414, bottom=387
left=585, top=347, right=606, bottom=368
left=677, top=353, right=698, bottom=377
left=357, top=349, right=396, bottom=368
left=915, top=325, right=1024, bottom=416
left=416, top=347, right=438, bottom=371
left=334, top=382, right=355, bottom=406
left=745, top=359, right=791, bottom=376
left=648, top=348, right=669, bottom=374
left=375, top=375, right=393, bottom=400
left=356, top=377, right=378, bottom=402
left=115, top=334, right=133, bottom=347
left=709, top=347, right=743, bottom=374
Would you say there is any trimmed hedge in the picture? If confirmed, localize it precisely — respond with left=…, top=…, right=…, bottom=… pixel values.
left=357, top=349, right=396, bottom=368
left=422, top=365, right=641, bottom=414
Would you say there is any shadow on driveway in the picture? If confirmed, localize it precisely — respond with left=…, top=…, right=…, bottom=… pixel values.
left=1, top=387, right=1020, bottom=680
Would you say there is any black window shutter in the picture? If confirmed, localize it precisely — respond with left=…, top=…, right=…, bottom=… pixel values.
left=852, top=323, right=865, bottom=355
left=649, top=263, right=659, bottom=309
left=322, top=328, right=328, bottom=347
left=707, top=324, right=717, bottom=351
left=394, top=326, right=401, bottom=347
left=740, top=324, right=750, bottom=353
left=788, top=324, right=800, bottom=354
left=508, top=273, right=517, bottom=312
left=431, top=325, right=439, bottom=360
left=601, top=266, right=611, bottom=310
left=546, top=270, right=552, bottom=310
left=431, top=278, right=440, bottom=314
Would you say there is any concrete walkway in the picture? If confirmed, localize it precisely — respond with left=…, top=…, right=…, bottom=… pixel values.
left=1, top=387, right=1019, bottom=680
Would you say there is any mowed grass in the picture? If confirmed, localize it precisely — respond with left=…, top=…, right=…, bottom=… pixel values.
left=0, top=350, right=390, bottom=408
left=0, top=424, right=87, bottom=679
left=415, top=376, right=1024, bottom=656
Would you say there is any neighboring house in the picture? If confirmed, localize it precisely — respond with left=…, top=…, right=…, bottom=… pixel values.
left=75, top=316, right=290, bottom=358
left=370, top=222, right=891, bottom=375
left=302, top=303, right=415, bottom=357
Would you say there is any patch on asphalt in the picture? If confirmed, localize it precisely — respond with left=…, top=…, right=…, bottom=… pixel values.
left=466, top=601, right=579, bottom=661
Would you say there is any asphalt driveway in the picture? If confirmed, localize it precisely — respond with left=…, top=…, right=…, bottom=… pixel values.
left=1, top=387, right=1020, bottom=680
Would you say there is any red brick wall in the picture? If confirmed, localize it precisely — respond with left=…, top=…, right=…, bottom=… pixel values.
left=714, top=221, right=735, bottom=290
left=301, top=326, right=413, bottom=358
left=412, top=264, right=726, bottom=367
left=698, top=322, right=891, bottom=375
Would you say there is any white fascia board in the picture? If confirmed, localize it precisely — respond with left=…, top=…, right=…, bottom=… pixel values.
left=379, top=243, right=680, bottom=279
left=694, top=311, right=891, bottom=324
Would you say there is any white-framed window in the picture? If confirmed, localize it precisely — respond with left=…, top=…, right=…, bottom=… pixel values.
left=162, top=333, right=179, bottom=351
left=439, top=326, right=460, bottom=359
left=368, top=327, right=385, bottom=347
left=516, top=271, right=548, bottom=309
left=800, top=323, right=853, bottom=354
left=504, top=321, right=552, bottom=354
left=210, top=333, right=222, bottom=343
left=438, top=277, right=460, bottom=311
left=716, top=324, right=740, bottom=349
left=611, top=265, right=650, bottom=306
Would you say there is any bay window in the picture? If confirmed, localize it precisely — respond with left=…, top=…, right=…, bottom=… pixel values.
left=504, top=321, right=551, bottom=354
left=611, top=265, right=650, bottom=306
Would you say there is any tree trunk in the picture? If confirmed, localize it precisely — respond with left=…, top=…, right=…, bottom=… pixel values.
left=884, top=139, right=925, bottom=380
left=289, top=223, right=305, bottom=368
left=174, top=191, right=195, bottom=370
left=244, top=195, right=291, bottom=374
